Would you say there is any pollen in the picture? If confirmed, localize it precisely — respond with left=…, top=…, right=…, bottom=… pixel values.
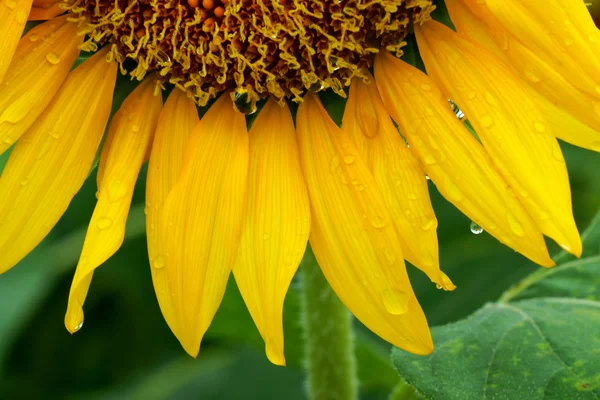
left=65, top=0, right=434, bottom=111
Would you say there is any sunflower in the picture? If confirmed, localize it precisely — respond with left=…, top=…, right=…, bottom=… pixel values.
left=0, top=0, right=598, bottom=366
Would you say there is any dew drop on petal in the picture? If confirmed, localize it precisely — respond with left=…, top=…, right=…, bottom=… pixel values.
left=72, top=321, right=84, bottom=332
left=153, top=256, right=165, bottom=269
left=343, top=154, right=356, bottom=164
left=97, top=217, right=113, bottom=230
left=45, top=52, right=61, bottom=65
left=382, top=287, right=409, bottom=315
left=470, top=221, right=483, bottom=235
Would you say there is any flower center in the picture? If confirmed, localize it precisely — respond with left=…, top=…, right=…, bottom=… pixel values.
left=66, top=0, right=434, bottom=111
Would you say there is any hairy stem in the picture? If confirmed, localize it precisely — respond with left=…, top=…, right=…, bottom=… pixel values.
left=300, top=245, right=358, bottom=400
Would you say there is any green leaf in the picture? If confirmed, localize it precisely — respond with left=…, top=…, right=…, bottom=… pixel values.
left=393, top=298, right=600, bottom=400
left=500, top=256, right=600, bottom=303
left=392, top=208, right=600, bottom=400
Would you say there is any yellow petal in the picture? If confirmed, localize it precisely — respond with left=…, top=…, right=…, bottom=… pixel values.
left=416, top=21, right=581, bottom=257
left=374, top=51, right=553, bottom=267
left=232, top=100, right=310, bottom=366
left=28, top=1, right=61, bottom=20
left=343, top=77, right=453, bottom=290
left=146, top=89, right=199, bottom=341
left=296, top=93, right=433, bottom=355
left=0, top=49, right=117, bottom=274
left=65, top=78, right=162, bottom=333
left=460, top=0, right=600, bottom=100
left=159, top=94, right=249, bottom=357
left=0, top=16, right=82, bottom=155
left=0, top=0, right=33, bottom=83
left=446, top=0, right=600, bottom=152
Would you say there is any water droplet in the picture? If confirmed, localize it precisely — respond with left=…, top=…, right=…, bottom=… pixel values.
left=470, top=221, right=483, bottom=235
left=131, top=124, right=140, bottom=133
left=153, top=256, right=165, bottom=269
left=559, top=243, right=571, bottom=252
left=2, top=135, right=12, bottom=144
left=97, top=217, right=113, bottom=230
left=563, top=37, right=573, bottom=46
left=233, top=89, right=257, bottom=115
left=425, top=175, right=430, bottom=180
left=4, top=0, right=16, bottom=9
left=407, top=192, right=417, bottom=200
left=422, top=219, right=436, bottom=231
left=506, top=212, right=525, bottom=237
left=45, top=52, right=60, bottom=65
left=382, top=287, right=409, bottom=315
left=20, top=178, right=28, bottom=186
left=29, top=34, right=40, bottom=43
left=343, top=154, right=356, bottom=164
left=467, top=91, right=477, bottom=100
left=524, top=68, right=541, bottom=83
left=484, top=91, right=496, bottom=106
left=73, top=321, right=84, bottom=332
left=420, top=83, right=432, bottom=91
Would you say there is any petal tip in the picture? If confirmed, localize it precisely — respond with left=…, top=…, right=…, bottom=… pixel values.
left=265, top=343, right=286, bottom=367
left=180, top=337, right=201, bottom=358
left=64, top=305, right=84, bottom=335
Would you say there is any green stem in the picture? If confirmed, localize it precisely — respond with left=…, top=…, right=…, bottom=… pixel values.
left=300, top=246, right=358, bottom=400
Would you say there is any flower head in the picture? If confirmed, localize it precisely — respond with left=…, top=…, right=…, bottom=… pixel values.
left=0, top=0, right=597, bottom=365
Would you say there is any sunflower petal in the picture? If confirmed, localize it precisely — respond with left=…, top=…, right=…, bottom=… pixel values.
left=159, top=95, right=249, bottom=357
left=374, top=51, right=553, bottom=267
left=0, top=0, right=33, bottom=83
left=0, top=16, right=81, bottom=155
left=28, top=2, right=62, bottom=20
left=416, top=21, right=581, bottom=257
left=343, top=77, right=452, bottom=290
left=462, top=0, right=600, bottom=100
left=296, top=94, right=433, bottom=355
left=146, top=89, right=199, bottom=340
left=65, top=78, right=162, bottom=333
left=232, top=100, right=310, bottom=366
left=0, top=48, right=117, bottom=274
left=446, top=0, right=600, bottom=152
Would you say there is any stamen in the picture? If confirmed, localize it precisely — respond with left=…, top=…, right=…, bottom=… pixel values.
left=65, top=0, right=434, bottom=109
